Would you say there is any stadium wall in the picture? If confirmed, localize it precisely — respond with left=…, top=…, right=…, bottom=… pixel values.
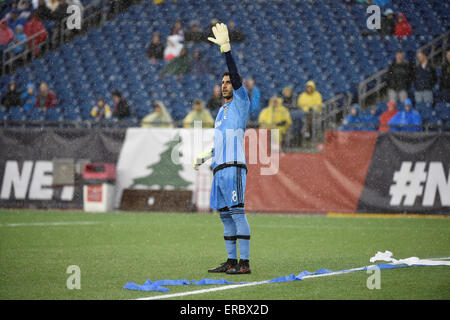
left=0, top=128, right=448, bottom=214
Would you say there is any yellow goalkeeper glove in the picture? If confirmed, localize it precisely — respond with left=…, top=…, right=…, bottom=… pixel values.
left=207, top=23, right=231, bottom=53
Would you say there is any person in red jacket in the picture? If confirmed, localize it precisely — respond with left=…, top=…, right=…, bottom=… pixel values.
left=24, top=11, right=47, bottom=55
left=394, top=13, right=412, bottom=40
left=35, top=82, right=57, bottom=112
left=379, top=100, right=398, bottom=131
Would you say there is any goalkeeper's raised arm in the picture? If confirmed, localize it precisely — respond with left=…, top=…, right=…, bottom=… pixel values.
left=208, top=23, right=242, bottom=91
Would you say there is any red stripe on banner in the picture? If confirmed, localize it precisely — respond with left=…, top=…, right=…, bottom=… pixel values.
left=245, top=131, right=379, bottom=213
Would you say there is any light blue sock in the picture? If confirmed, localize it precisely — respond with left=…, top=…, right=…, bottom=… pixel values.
left=220, top=212, right=237, bottom=260
left=230, top=207, right=250, bottom=261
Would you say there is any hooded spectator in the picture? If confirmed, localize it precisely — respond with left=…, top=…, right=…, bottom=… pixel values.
left=190, top=49, right=211, bottom=76
left=281, top=86, right=296, bottom=111
left=361, top=106, right=379, bottom=131
left=21, top=82, right=36, bottom=112
left=91, top=97, right=112, bottom=120
left=0, top=18, right=14, bottom=45
left=1, top=81, right=22, bottom=110
left=24, top=11, right=47, bottom=55
left=12, top=24, right=27, bottom=54
left=297, top=80, right=323, bottom=113
left=183, top=99, right=214, bottom=128
left=379, top=100, right=397, bottom=131
left=339, top=104, right=362, bottom=131
left=35, top=82, right=57, bottom=110
left=394, top=13, right=412, bottom=39
left=386, top=51, right=413, bottom=104
left=111, top=90, right=131, bottom=119
left=258, top=96, right=293, bottom=144
left=388, top=98, right=422, bottom=131
left=146, top=32, right=164, bottom=64
left=141, top=100, right=174, bottom=128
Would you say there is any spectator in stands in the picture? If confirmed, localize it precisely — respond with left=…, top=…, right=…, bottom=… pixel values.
left=281, top=86, right=296, bottom=111
left=21, top=82, right=36, bottom=112
left=388, top=98, right=422, bottom=131
left=439, top=49, right=450, bottom=102
left=339, top=104, right=362, bottom=131
left=163, top=33, right=183, bottom=61
left=206, top=85, right=222, bottom=117
left=379, top=9, right=395, bottom=36
left=361, top=106, right=379, bottom=131
left=35, top=82, right=57, bottom=111
left=244, top=77, right=261, bottom=119
left=51, top=0, right=69, bottom=23
left=394, top=13, right=412, bottom=40
left=17, top=0, right=33, bottom=21
left=386, top=51, right=412, bottom=104
left=24, top=11, right=47, bottom=55
left=160, top=48, right=191, bottom=80
left=0, top=19, right=14, bottom=45
left=47, top=0, right=59, bottom=12
left=190, top=49, right=211, bottom=76
left=282, top=86, right=304, bottom=147
left=90, top=97, right=112, bottom=120
left=258, top=96, right=293, bottom=145
left=413, top=50, right=437, bottom=104
left=171, top=20, right=184, bottom=39
left=1, top=81, right=22, bottom=111
left=141, top=100, right=174, bottom=128
left=37, top=0, right=53, bottom=21
left=111, top=90, right=131, bottom=120
left=12, top=24, right=27, bottom=55
left=184, top=21, right=204, bottom=43
left=228, top=20, right=244, bottom=43
left=183, top=99, right=214, bottom=128
left=297, top=80, right=323, bottom=113
left=146, top=32, right=164, bottom=64
left=378, top=100, right=397, bottom=131
left=7, top=8, right=27, bottom=31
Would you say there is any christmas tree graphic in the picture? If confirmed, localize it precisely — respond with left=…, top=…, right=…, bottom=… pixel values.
left=130, top=134, right=191, bottom=189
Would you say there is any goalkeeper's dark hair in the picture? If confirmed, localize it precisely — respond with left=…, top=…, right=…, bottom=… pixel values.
left=222, top=72, right=243, bottom=83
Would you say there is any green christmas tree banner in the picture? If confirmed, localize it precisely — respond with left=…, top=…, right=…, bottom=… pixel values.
left=114, top=128, right=214, bottom=208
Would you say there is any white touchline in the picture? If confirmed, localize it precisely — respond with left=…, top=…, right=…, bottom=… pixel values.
left=135, top=257, right=450, bottom=300
left=0, top=221, right=101, bottom=227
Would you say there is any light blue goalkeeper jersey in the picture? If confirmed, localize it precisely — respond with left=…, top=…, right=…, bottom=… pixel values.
left=212, top=85, right=251, bottom=171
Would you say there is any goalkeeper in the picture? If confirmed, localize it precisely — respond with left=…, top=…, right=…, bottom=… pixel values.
left=194, top=23, right=251, bottom=274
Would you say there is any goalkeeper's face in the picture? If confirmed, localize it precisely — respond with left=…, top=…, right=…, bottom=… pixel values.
left=221, top=75, right=233, bottom=100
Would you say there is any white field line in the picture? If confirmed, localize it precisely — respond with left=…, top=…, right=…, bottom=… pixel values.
left=135, top=257, right=450, bottom=300
left=0, top=221, right=101, bottom=227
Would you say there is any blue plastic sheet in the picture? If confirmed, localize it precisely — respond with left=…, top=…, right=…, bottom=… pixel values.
left=124, top=263, right=436, bottom=292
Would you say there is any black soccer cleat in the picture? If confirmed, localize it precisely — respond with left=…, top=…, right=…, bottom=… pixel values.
left=226, top=259, right=251, bottom=274
left=208, top=259, right=238, bottom=273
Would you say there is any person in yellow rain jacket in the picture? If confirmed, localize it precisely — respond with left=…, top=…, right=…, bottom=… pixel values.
left=183, top=98, right=215, bottom=128
left=297, top=80, right=323, bottom=112
left=141, top=100, right=174, bottom=128
left=258, top=96, right=293, bottom=144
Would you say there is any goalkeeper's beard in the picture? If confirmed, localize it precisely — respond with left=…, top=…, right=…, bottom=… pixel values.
left=223, top=92, right=233, bottom=101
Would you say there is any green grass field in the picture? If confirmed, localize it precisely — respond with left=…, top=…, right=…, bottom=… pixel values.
left=0, top=209, right=449, bottom=300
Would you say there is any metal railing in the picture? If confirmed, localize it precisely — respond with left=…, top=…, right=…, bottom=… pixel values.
left=358, top=31, right=450, bottom=107
left=1, top=0, right=111, bottom=75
